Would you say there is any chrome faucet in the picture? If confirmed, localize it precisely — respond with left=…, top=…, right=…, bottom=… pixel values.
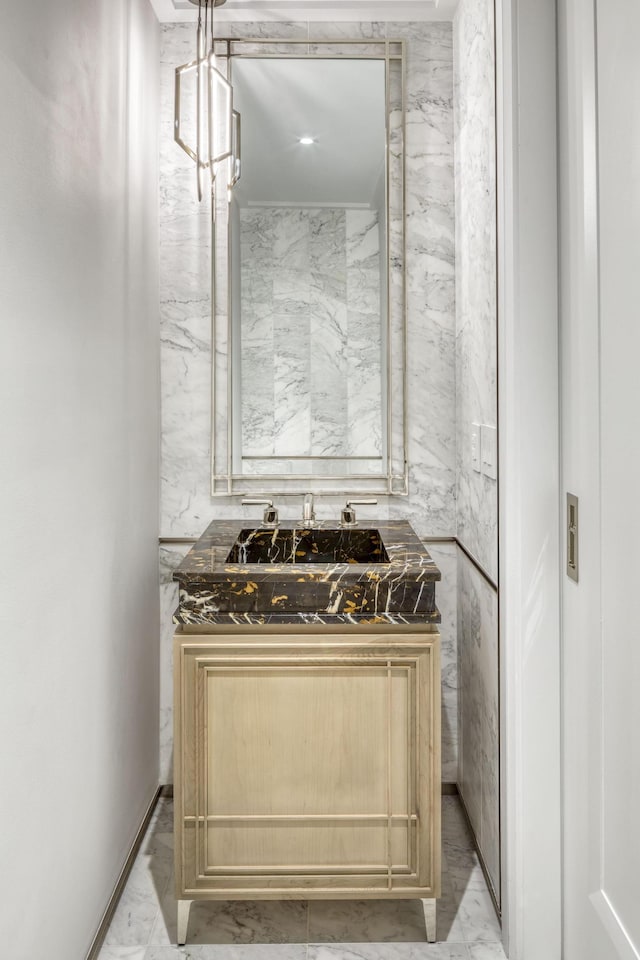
left=242, top=498, right=279, bottom=526
left=301, top=493, right=316, bottom=527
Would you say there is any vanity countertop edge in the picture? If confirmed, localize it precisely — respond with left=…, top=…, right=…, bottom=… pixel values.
left=172, top=519, right=441, bottom=626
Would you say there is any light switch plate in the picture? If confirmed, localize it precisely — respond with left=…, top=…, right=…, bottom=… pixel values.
left=471, top=423, right=481, bottom=472
left=481, top=424, right=497, bottom=480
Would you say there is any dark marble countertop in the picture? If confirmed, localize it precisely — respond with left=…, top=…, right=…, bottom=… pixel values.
left=173, top=519, right=441, bottom=626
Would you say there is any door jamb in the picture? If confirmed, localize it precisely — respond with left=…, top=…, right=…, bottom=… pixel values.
left=496, top=0, right=562, bottom=957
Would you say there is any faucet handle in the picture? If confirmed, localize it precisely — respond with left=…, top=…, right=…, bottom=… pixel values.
left=242, top=499, right=279, bottom=526
left=340, top=499, right=377, bottom=526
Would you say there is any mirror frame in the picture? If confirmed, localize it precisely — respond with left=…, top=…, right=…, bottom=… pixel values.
left=210, top=38, right=407, bottom=497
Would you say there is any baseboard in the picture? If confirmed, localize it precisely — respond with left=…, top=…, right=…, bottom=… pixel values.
left=85, top=786, right=162, bottom=960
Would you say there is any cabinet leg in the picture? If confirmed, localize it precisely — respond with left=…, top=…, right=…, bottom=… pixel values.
left=423, top=898, right=437, bottom=943
left=177, top=899, right=193, bottom=946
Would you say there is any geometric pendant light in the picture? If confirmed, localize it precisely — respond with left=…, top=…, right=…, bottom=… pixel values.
left=174, top=0, right=241, bottom=201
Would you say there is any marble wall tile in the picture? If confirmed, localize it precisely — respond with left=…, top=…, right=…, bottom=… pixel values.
left=453, top=0, right=498, bottom=581
left=457, top=551, right=500, bottom=904
left=453, top=0, right=500, bottom=909
left=159, top=545, right=190, bottom=783
left=159, top=22, right=458, bottom=779
left=388, top=23, right=456, bottom=541
left=426, top=541, right=458, bottom=784
left=308, top=22, right=386, bottom=40
left=223, top=22, right=309, bottom=40
left=160, top=18, right=455, bottom=527
left=160, top=24, right=219, bottom=535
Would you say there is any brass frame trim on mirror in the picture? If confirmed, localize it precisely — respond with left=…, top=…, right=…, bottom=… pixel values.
left=209, top=39, right=408, bottom=498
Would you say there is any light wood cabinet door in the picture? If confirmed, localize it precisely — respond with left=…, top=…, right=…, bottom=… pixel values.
left=174, top=626, right=440, bottom=901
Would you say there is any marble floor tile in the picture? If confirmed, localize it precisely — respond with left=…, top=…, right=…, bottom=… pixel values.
left=467, top=944, right=507, bottom=960
left=454, top=887, right=502, bottom=944
left=145, top=946, right=308, bottom=960
left=96, top=947, right=146, bottom=960
left=141, top=830, right=174, bottom=866
left=149, top=797, right=174, bottom=833
left=434, top=895, right=468, bottom=945
left=446, top=861, right=489, bottom=897
left=103, top=859, right=169, bottom=948
left=308, top=899, right=431, bottom=943
left=442, top=797, right=469, bottom=836
left=97, top=797, right=502, bottom=957
left=442, top=836, right=486, bottom=889
left=150, top=896, right=309, bottom=946
left=308, top=944, right=470, bottom=960
left=442, top=802, right=485, bottom=890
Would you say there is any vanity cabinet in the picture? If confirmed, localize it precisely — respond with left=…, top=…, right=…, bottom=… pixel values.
left=173, top=623, right=440, bottom=943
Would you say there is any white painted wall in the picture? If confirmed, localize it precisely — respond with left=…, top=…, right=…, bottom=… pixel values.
left=560, top=0, right=640, bottom=956
left=497, top=0, right=561, bottom=956
left=0, top=1, right=160, bottom=957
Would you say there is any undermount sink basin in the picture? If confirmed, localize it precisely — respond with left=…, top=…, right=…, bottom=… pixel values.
left=226, top=527, right=390, bottom=565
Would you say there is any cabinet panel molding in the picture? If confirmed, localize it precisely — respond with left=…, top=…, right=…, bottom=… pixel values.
left=174, top=626, right=440, bottom=902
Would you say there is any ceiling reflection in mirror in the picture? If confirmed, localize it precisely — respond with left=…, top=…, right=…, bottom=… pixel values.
left=210, top=41, right=407, bottom=496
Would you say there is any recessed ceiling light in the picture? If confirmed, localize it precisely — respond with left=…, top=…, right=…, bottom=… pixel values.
left=299, top=137, right=315, bottom=145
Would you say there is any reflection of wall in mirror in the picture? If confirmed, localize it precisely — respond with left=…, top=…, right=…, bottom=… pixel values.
left=237, top=204, right=384, bottom=466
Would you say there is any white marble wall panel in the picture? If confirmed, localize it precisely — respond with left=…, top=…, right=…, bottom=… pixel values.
left=384, top=22, right=457, bottom=538
left=454, top=0, right=498, bottom=580
left=159, top=21, right=458, bottom=781
left=427, top=541, right=459, bottom=784
left=159, top=545, right=190, bottom=782
left=457, top=551, right=500, bottom=904
left=453, top=0, right=500, bottom=905
left=160, top=18, right=456, bottom=532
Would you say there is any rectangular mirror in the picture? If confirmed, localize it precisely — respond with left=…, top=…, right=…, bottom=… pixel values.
left=211, top=40, right=407, bottom=497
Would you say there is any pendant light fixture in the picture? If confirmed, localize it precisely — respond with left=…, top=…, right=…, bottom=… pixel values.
left=174, top=0, right=241, bottom=201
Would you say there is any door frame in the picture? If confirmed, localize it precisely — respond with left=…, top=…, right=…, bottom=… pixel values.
left=496, top=0, right=562, bottom=956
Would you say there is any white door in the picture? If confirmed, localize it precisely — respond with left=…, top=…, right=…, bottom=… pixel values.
left=560, top=0, right=640, bottom=957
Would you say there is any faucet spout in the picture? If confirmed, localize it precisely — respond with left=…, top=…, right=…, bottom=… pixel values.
left=302, top=493, right=315, bottom=527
